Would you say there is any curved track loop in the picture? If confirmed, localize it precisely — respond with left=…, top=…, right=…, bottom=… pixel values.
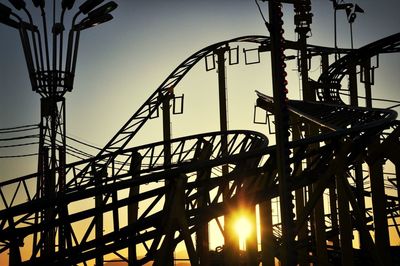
left=0, top=34, right=399, bottom=265
left=317, top=32, right=400, bottom=104
left=0, top=130, right=269, bottom=265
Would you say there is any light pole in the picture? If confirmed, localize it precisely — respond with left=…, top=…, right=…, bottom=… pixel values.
left=0, top=0, right=118, bottom=262
left=346, top=3, right=364, bottom=49
left=331, top=0, right=353, bottom=59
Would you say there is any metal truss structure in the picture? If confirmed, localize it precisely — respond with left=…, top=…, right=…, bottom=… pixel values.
left=1, top=1, right=400, bottom=266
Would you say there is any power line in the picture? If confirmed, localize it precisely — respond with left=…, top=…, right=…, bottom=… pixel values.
left=0, top=153, right=38, bottom=159
left=65, top=134, right=102, bottom=151
left=338, top=92, right=400, bottom=104
left=0, top=135, right=40, bottom=141
left=0, top=142, right=39, bottom=149
left=0, top=124, right=39, bottom=132
left=254, top=0, right=270, bottom=31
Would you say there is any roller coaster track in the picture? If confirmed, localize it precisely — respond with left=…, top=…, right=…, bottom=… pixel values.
left=0, top=34, right=399, bottom=265
left=317, top=32, right=400, bottom=104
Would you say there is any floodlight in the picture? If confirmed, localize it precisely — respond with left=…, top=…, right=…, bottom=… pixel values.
left=354, top=4, right=364, bottom=13
left=62, top=0, right=76, bottom=10
left=8, top=0, right=26, bottom=10
left=0, top=15, right=19, bottom=29
left=75, top=13, right=113, bottom=30
left=32, top=0, right=45, bottom=8
left=79, top=0, right=104, bottom=15
left=88, top=1, right=117, bottom=19
left=0, top=3, right=12, bottom=18
left=335, top=3, right=353, bottom=10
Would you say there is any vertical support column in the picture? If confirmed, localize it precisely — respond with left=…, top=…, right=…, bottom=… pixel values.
left=396, top=163, right=400, bottom=206
left=354, top=158, right=367, bottom=250
left=195, top=142, right=213, bottom=266
left=58, top=98, right=67, bottom=254
left=292, top=3, right=314, bottom=258
left=312, top=182, right=329, bottom=265
left=292, top=118, right=308, bottom=266
left=94, top=166, right=105, bottom=266
left=162, top=92, right=174, bottom=266
left=215, top=46, right=238, bottom=264
left=362, top=59, right=372, bottom=108
left=39, top=96, right=67, bottom=257
left=8, top=218, right=22, bottom=266
left=336, top=174, right=354, bottom=266
left=260, top=200, right=275, bottom=266
left=328, top=182, right=340, bottom=247
left=348, top=62, right=358, bottom=107
left=128, top=151, right=143, bottom=266
left=368, top=154, right=391, bottom=266
left=322, top=53, right=340, bottom=250
left=299, top=44, right=329, bottom=262
left=245, top=205, right=258, bottom=265
left=348, top=61, right=368, bottom=251
left=268, top=2, right=296, bottom=265
left=58, top=146, right=68, bottom=254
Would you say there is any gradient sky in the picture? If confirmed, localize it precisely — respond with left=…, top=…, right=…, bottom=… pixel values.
left=0, top=1, right=399, bottom=264
left=0, top=0, right=399, bottom=179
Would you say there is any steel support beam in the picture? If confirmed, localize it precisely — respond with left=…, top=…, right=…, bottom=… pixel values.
left=215, top=46, right=239, bottom=264
left=94, top=166, right=105, bottom=266
left=368, top=149, right=392, bottom=266
left=268, top=1, right=296, bottom=265
left=292, top=118, right=308, bottom=266
left=162, top=92, right=174, bottom=265
left=128, top=152, right=143, bottom=266
left=336, top=173, right=354, bottom=266
left=195, top=142, right=213, bottom=266
left=260, top=200, right=275, bottom=266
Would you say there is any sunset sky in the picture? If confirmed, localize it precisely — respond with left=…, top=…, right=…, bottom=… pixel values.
left=0, top=0, right=399, bottom=179
left=0, top=0, right=399, bottom=264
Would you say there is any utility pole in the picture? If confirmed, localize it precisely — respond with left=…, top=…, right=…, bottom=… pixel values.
left=0, top=0, right=118, bottom=260
left=267, top=1, right=296, bottom=265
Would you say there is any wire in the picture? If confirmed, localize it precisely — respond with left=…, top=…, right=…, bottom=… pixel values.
left=0, top=142, right=39, bottom=149
left=0, top=135, right=40, bottom=141
left=338, top=92, right=400, bottom=104
left=0, top=153, right=38, bottom=159
left=0, top=124, right=39, bottom=131
left=254, top=0, right=270, bottom=31
left=65, top=135, right=102, bottom=151
left=0, top=127, right=39, bottom=134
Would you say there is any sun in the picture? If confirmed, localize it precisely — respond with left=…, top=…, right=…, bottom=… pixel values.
left=234, top=216, right=252, bottom=250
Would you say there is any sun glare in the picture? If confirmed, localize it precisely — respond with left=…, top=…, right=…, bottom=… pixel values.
left=234, top=216, right=252, bottom=250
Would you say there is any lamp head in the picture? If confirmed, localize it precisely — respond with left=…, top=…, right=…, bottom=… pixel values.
left=354, top=4, right=364, bottom=13
left=348, top=13, right=356, bottom=23
left=335, top=3, right=353, bottom=10
left=0, top=16, right=19, bottom=29
left=0, top=3, right=12, bottom=18
left=88, top=1, right=117, bottom=19
left=75, top=13, right=113, bottom=31
left=32, top=0, right=45, bottom=8
left=8, top=0, right=26, bottom=10
left=79, top=0, right=104, bottom=15
left=62, top=0, right=76, bottom=10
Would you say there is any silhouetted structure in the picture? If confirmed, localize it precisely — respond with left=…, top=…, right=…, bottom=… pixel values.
left=0, top=1, right=399, bottom=266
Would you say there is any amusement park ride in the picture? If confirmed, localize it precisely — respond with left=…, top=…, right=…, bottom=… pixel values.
left=0, top=0, right=399, bottom=265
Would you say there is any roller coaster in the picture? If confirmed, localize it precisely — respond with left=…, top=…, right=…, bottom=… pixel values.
left=0, top=1, right=400, bottom=266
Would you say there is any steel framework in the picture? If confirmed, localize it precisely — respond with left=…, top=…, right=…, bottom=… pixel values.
left=0, top=1, right=400, bottom=266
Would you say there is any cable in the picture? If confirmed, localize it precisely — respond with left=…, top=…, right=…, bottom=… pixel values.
left=338, top=92, right=400, bottom=104
left=0, top=142, right=39, bottom=149
left=0, top=124, right=39, bottom=132
left=0, top=126, right=39, bottom=134
left=0, top=134, right=40, bottom=141
left=0, top=153, right=38, bottom=158
left=65, top=135, right=102, bottom=151
left=254, top=0, right=270, bottom=31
